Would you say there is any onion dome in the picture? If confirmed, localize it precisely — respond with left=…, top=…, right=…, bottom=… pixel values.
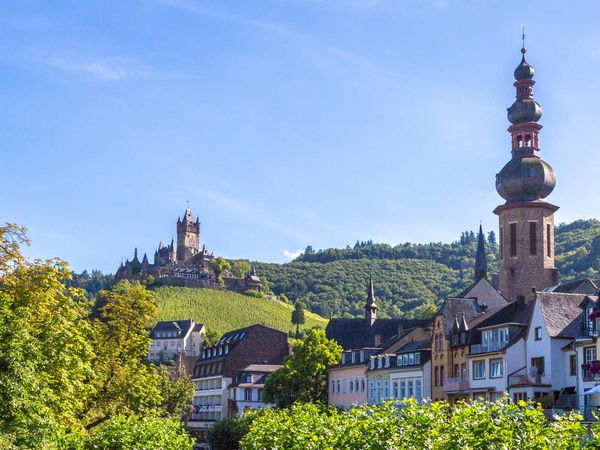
left=514, top=48, right=535, bottom=80
left=495, top=157, right=556, bottom=202
left=507, top=98, right=542, bottom=124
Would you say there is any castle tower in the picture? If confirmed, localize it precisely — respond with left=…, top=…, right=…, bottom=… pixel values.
left=176, top=208, right=200, bottom=262
left=365, top=276, right=377, bottom=325
left=474, top=224, right=488, bottom=281
left=494, top=44, right=559, bottom=302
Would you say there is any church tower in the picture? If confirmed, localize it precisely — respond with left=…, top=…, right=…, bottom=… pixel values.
left=494, top=43, right=559, bottom=302
left=365, top=276, right=377, bottom=325
left=176, top=208, right=200, bottom=262
left=474, top=224, right=488, bottom=281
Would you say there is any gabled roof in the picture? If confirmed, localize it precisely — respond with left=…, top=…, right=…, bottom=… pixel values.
left=537, top=292, right=597, bottom=338
left=396, top=338, right=431, bottom=353
left=542, top=278, right=599, bottom=295
left=326, top=318, right=429, bottom=350
left=456, top=277, right=508, bottom=308
left=151, top=319, right=199, bottom=339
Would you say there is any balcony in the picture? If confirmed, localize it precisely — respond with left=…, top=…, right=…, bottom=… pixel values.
left=581, top=362, right=600, bottom=382
left=443, top=377, right=470, bottom=392
left=508, top=366, right=551, bottom=387
left=470, top=341, right=509, bottom=355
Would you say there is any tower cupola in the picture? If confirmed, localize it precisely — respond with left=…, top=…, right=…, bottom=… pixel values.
left=496, top=45, right=556, bottom=203
left=494, top=37, right=560, bottom=302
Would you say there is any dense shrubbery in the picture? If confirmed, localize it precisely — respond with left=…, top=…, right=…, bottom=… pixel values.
left=242, top=400, right=591, bottom=450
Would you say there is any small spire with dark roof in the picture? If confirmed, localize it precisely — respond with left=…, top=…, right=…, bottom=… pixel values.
left=475, top=224, right=488, bottom=281
left=365, top=276, right=377, bottom=325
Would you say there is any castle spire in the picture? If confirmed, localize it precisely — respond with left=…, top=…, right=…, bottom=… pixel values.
left=365, top=276, right=377, bottom=325
left=475, top=224, right=488, bottom=281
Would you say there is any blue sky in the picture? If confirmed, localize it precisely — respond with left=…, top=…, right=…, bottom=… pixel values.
left=2, top=0, right=599, bottom=273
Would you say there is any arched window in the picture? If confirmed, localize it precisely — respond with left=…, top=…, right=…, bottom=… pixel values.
left=525, top=134, right=532, bottom=147
left=517, top=135, right=523, bottom=148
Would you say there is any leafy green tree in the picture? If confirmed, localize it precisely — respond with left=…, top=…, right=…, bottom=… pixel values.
left=80, top=280, right=163, bottom=430
left=291, top=302, right=306, bottom=339
left=210, top=257, right=231, bottom=283
left=206, top=409, right=263, bottom=450
left=157, top=367, right=195, bottom=418
left=87, top=415, right=192, bottom=450
left=0, top=223, right=94, bottom=448
left=232, top=260, right=252, bottom=279
left=263, top=329, right=341, bottom=408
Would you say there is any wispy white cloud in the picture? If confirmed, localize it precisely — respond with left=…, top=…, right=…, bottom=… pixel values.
left=157, top=0, right=396, bottom=81
left=185, top=186, right=316, bottom=242
left=283, top=249, right=303, bottom=259
left=40, top=55, right=186, bottom=81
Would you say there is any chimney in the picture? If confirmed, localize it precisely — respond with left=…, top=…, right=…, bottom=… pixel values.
left=397, top=323, right=404, bottom=337
left=516, top=295, right=525, bottom=309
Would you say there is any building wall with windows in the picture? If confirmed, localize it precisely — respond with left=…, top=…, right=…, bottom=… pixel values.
left=328, top=365, right=368, bottom=408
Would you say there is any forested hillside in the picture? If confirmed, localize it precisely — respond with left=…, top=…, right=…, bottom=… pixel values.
left=255, top=219, right=600, bottom=319
left=77, top=219, right=600, bottom=322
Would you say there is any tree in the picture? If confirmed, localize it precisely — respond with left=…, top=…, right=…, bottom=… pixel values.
left=263, top=329, right=342, bottom=408
left=210, top=257, right=231, bottom=283
left=487, top=230, right=497, bottom=245
left=206, top=409, right=262, bottom=450
left=291, top=302, right=306, bottom=339
left=87, top=415, right=193, bottom=450
left=0, top=224, right=94, bottom=448
left=232, top=260, right=252, bottom=279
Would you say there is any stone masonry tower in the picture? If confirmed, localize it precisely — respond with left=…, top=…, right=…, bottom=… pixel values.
left=494, top=44, right=559, bottom=302
left=176, top=208, right=200, bottom=262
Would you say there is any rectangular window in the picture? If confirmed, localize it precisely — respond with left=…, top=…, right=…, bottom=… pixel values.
left=361, top=378, right=366, bottom=392
left=415, top=379, right=422, bottom=401
left=529, top=222, right=537, bottom=256
left=392, top=381, right=398, bottom=399
left=510, top=223, right=517, bottom=258
left=434, top=367, right=439, bottom=386
left=414, top=353, right=420, bottom=365
left=461, top=363, right=467, bottom=381
left=546, top=223, right=552, bottom=257
left=349, top=380, right=354, bottom=393
left=570, top=354, right=577, bottom=376
left=473, top=360, right=486, bottom=379
left=584, top=347, right=597, bottom=364
left=490, top=359, right=503, bottom=378
left=534, top=327, right=542, bottom=341
left=407, top=380, right=414, bottom=397
left=331, top=380, right=335, bottom=394
left=400, top=380, right=406, bottom=399
left=500, top=226, right=504, bottom=260
left=440, top=366, right=445, bottom=386
left=454, top=364, right=459, bottom=378
left=342, top=379, right=347, bottom=394
left=531, top=357, right=545, bottom=375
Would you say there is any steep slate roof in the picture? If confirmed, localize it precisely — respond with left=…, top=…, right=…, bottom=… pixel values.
left=542, top=278, right=599, bottom=295
left=537, top=292, right=597, bottom=338
left=326, top=318, right=429, bottom=350
left=151, top=319, right=199, bottom=339
left=396, top=338, right=431, bottom=353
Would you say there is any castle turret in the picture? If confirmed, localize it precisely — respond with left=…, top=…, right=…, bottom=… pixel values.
left=494, top=42, right=559, bottom=301
left=475, top=224, right=488, bottom=281
left=365, top=276, right=377, bottom=325
left=177, top=208, right=200, bottom=262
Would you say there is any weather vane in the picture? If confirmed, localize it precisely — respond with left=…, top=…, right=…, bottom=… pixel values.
left=521, top=25, right=526, bottom=49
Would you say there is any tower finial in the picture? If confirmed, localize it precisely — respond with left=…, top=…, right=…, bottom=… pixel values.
left=521, top=25, right=525, bottom=51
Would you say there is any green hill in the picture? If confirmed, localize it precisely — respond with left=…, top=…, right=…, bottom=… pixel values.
left=254, top=219, right=600, bottom=320
left=154, top=286, right=328, bottom=337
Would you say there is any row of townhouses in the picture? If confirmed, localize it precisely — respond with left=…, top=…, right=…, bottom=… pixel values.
left=326, top=45, right=600, bottom=418
left=146, top=319, right=290, bottom=448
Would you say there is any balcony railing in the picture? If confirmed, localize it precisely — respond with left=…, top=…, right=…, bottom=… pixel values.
left=581, top=362, right=600, bottom=382
left=443, top=377, right=470, bottom=392
left=508, top=367, right=550, bottom=387
left=470, top=341, right=509, bottom=355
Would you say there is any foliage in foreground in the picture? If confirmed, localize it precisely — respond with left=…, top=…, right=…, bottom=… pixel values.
left=55, top=416, right=192, bottom=450
left=0, top=224, right=193, bottom=449
left=241, top=400, right=594, bottom=450
left=206, top=409, right=264, bottom=450
left=264, top=329, right=342, bottom=408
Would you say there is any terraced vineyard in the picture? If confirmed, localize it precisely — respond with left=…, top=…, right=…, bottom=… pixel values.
left=154, top=286, right=328, bottom=337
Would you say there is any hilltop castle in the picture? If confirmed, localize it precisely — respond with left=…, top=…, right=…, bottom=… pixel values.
left=115, top=208, right=262, bottom=293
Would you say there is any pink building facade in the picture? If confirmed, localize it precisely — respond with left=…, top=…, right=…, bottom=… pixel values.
left=329, top=349, right=379, bottom=408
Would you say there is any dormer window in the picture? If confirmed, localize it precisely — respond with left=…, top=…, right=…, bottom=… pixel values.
left=452, top=334, right=459, bottom=346
left=351, top=352, right=355, bottom=364
left=224, top=345, right=229, bottom=354
left=377, top=357, right=383, bottom=369
left=370, top=359, right=375, bottom=370
left=385, top=356, right=390, bottom=368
